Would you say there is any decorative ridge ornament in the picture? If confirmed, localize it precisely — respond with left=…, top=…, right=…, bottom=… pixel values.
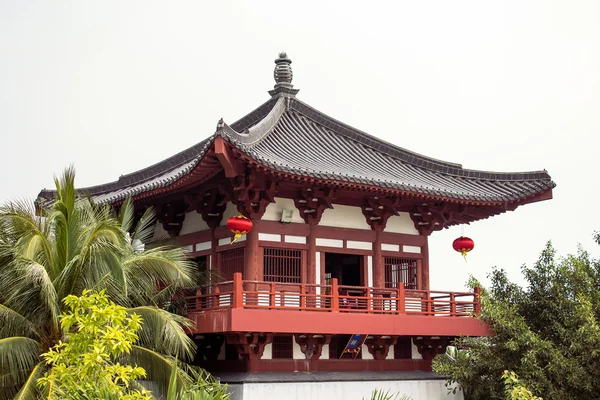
left=453, top=236, right=474, bottom=262
left=226, top=215, right=253, bottom=244
left=269, top=52, right=299, bottom=97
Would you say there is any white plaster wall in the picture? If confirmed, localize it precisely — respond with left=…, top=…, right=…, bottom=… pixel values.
left=236, top=380, right=463, bottom=400
left=293, top=341, right=304, bottom=359
left=319, top=205, right=371, bottom=230
left=362, top=344, right=373, bottom=360
left=385, top=212, right=419, bottom=235
left=151, top=222, right=169, bottom=241
left=262, top=197, right=305, bottom=223
left=412, top=341, right=423, bottom=360
left=180, top=211, right=209, bottom=235
left=263, top=343, right=272, bottom=360
left=227, top=384, right=243, bottom=400
left=321, top=344, right=329, bottom=359
left=220, top=202, right=240, bottom=226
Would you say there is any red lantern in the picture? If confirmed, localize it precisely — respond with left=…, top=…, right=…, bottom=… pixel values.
left=226, top=215, right=253, bottom=244
left=453, top=236, right=475, bottom=261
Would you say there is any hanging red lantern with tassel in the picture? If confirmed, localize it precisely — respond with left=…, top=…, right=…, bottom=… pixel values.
left=226, top=215, right=253, bottom=244
left=453, top=236, right=475, bottom=261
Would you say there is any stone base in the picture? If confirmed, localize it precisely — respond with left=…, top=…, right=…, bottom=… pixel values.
left=217, top=371, right=463, bottom=400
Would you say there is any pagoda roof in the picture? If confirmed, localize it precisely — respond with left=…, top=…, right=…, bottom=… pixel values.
left=37, top=54, right=554, bottom=208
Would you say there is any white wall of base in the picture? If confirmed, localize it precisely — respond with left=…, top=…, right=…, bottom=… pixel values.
left=226, top=380, right=463, bottom=400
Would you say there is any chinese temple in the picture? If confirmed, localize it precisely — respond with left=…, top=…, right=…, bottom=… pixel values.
left=37, top=53, right=555, bottom=399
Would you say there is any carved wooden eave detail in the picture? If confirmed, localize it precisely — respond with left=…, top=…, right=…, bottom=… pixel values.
left=156, top=202, right=187, bottom=237
left=193, top=334, right=224, bottom=362
left=294, top=334, right=331, bottom=360
left=361, top=196, right=401, bottom=231
left=185, top=187, right=227, bottom=229
left=413, top=336, right=453, bottom=360
left=293, top=186, right=336, bottom=225
left=226, top=332, right=273, bottom=360
left=364, top=335, right=398, bottom=360
left=409, top=202, right=462, bottom=236
left=225, top=169, right=276, bottom=219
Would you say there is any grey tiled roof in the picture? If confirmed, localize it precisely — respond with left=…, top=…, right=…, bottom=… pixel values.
left=37, top=95, right=554, bottom=205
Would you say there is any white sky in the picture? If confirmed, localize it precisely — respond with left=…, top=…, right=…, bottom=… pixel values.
left=1, top=1, right=599, bottom=291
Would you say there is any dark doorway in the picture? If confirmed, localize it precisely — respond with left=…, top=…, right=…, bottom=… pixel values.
left=325, top=253, right=363, bottom=287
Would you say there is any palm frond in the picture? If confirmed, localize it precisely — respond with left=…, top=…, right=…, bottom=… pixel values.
left=0, top=337, right=41, bottom=387
left=124, top=248, right=197, bottom=291
left=12, top=362, right=44, bottom=400
left=126, top=345, right=194, bottom=396
left=0, top=260, right=60, bottom=335
left=128, top=306, right=196, bottom=360
left=0, top=304, right=39, bottom=340
left=118, top=197, right=135, bottom=234
left=131, top=206, right=157, bottom=244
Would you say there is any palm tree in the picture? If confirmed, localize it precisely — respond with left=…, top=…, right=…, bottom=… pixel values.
left=0, top=167, right=202, bottom=399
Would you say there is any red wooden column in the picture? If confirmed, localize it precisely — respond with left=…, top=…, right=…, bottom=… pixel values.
left=422, top=236, right=430, bottom=290
left=372, top=229, right=385, bottom=288
left=210, top=228, right=218, bottom=277
left=307, top=223, right=317, bottom=285
left=244, top=228, right=260, bottom=281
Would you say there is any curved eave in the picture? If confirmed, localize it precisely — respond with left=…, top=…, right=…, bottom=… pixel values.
left=100, top=136, right=553, bottom=210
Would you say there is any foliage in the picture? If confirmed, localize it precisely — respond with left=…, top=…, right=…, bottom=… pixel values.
left=166, top=358, right=230, bottom=400
left=37, top=290, right=152, bottom=399
left=0, top=168, right=205, bottom=399
left=433, top=240, right=600, bottom=400
left=502, top=371, right=543, bottom=400
left=363, top=389, right=412, bottom=400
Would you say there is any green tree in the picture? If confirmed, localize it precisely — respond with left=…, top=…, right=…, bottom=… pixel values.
left=38, top=290, right=152, bottom=399
left=434, top=240, right=600, bottom=400
left=0, top=168, right=202, bottom=399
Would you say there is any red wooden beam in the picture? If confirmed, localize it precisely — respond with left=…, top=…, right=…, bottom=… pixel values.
left=214, top=136, right=238, bottom=178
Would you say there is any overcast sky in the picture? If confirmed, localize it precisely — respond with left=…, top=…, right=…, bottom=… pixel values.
left=1, top=1, right=599, bottom=291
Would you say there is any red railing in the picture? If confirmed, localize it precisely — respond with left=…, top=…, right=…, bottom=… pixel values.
left=185, top=272, right=481, bottom=317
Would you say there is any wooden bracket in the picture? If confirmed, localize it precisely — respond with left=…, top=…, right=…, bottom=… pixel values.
left=155, top=202, right=187, bottom=237
left=225, top=332, right=273, bottom=360
left=364, top=335, right=398, bottom=360
left=294, top=334, right=332, bottom=360
left=361, top=196, right=401, bottom=231
left=413, top=336, right=453, bottom=360
left=185, top=187, right=228, bottom=229
left=293, top=186, right=336, bottom=225
left=193, top=334, right=225, bottom=362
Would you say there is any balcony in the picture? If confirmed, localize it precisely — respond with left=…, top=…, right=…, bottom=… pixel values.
left=185, top=273, right=491, bottom=337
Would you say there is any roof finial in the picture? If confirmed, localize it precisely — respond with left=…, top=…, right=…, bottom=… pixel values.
left=269, top=52, right=299, bottom=97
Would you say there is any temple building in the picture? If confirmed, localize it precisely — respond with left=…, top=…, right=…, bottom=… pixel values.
left=37, top=53, right=555, bottom=399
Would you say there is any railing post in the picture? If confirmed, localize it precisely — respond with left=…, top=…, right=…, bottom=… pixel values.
left=474, top=286, right=482, bottom=314
left=398, top=282, right=405, bottom=315
left=331, top=278, right=339, bottom=312
left=195, top=287, right=202, bottom=310
left=269, top=282, right=276, bottom=309
left=450, top=292, right=456, bottom=316
left=233, top=272, right=243, bottom=308
left=366, top=287, right=372, bottom=313
left=300, top=284, right=306, bottom=310
left=426, top=292, right=432, bottom=315
left=213, top=284, right=220, bottom=309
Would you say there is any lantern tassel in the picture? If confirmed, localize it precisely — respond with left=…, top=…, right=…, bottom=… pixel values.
left=230, top=232, right=243, bottom=244
left=461, top=250, right=468, bottom=263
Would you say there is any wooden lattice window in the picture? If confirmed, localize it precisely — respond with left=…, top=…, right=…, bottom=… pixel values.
left=220, top=248, right=244, bottom=281
left=263, top=248, right=302, bottom=283
left=384, top=257, right=418, bottom=289
left=271, top=336, right=293, bottom=359
left=394, top=337, right=412, bottom=359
